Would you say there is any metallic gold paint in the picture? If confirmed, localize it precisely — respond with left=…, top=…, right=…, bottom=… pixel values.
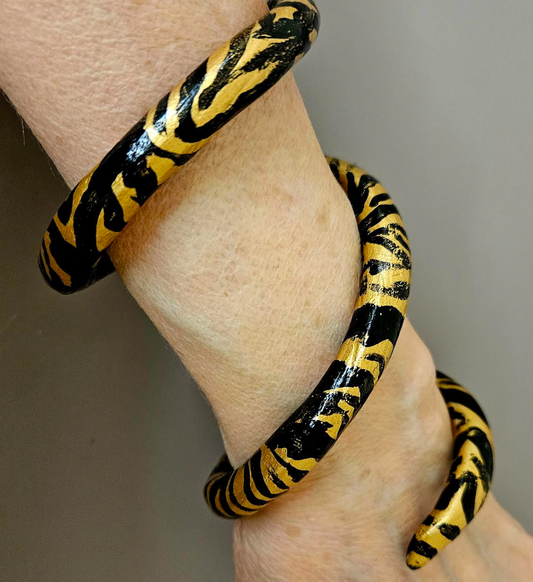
left=36, top=0, right=495, bottom=569
left=204, top=162, right=494, bottom=571
left=205, top=160, right=411, bottom=518
left=406, top=372, right=494, bottom=569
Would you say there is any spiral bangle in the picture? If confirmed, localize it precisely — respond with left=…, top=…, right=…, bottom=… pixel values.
left=37, top=0, right=494, bottom=570
left=204, top=160, right=495, bottom=570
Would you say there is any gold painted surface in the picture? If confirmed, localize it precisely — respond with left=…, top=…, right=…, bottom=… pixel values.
left=145, top=153, right=177, bottom=186
left=192, top=42, right=280, bottom=127
left=336, top=337, right=393, bottom=380
left=204, top=161, right=414, bottom=535
left=272, top=7, right=299, bottom=22
left=144, top=100, right=209, bottom=156
left=360, top=287, right=409, bottom=310
left=95, top=209, right=114, bottom=254
left=43, top=232, right=71, bottom=287
left=308, top=28, right=319, bottom=45
left=95, top=174, right=136, bottom=252
left=274, top=447, right=317, bottom=472
left=413, top=521, right=454, bottom=551
left=163, top=80, right=188, bottom=136
left=230, top=466, right=261, bottom=512
left=258, top=446, right=295, bottom=495
left=406, top=551, right=431, bottom=569
left=315, top=400, right=354, bottom=440
left=438, top=379, right=469, bottom=392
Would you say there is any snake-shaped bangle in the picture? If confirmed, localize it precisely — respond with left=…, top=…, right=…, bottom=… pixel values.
left=204, top=160, right=494, bottom=569
left=37, top=0, right=495, bottom=570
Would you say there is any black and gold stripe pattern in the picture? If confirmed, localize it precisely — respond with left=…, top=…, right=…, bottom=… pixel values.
left=406, top=372, right=494, bottom=569
left=205, top=159, right=412, bottom=514
left=36, top=0, right=495, bottom=568
left=39, top=0, right=320, bottom=293
left=205, top=162, right=494, bottom=570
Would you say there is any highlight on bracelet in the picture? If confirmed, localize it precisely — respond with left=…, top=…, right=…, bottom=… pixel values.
left=36, top=0, right=495, bottom=571
left=39, top=0, right=320, bottom=294
left=204, top=160, right=494, bottom=570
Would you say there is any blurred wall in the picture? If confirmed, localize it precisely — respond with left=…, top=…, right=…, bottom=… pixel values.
left=1, top=1, right=532, bottom=580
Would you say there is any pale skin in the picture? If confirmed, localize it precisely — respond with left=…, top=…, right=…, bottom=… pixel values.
left=1, top=1, right=532, bottom=580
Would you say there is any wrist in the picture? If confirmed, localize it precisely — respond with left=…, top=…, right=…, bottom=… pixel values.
left=109, top=92, right=361, bottom=465
left=232, top=320, right=455, bottom=580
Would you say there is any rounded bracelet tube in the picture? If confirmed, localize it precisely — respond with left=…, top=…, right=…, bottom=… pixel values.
left=406, top=372, right=495, bottom=569
left=204, top=161, right=495, bottom=570
left=205, top=159, right=412, bottom=516
left=39, top=0, right=320, bottom=294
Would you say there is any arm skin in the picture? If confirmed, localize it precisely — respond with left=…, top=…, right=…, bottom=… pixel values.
left=1, top=1, right=531, bottom=580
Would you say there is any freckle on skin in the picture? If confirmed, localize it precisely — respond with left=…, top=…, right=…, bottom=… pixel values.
left=285, top=524, right=301, bottom=538
left=313, top=312, right=325, bottom=329
left=316, top=208, right=330, bottom=230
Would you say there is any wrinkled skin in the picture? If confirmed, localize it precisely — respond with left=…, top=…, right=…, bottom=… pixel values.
left=1, top=1, right=531, bottom=580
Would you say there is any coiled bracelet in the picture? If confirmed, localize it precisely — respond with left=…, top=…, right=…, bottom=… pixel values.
left=38, top=0, right=494, bottom=570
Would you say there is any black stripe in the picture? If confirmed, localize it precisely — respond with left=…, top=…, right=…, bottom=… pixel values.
left=344, top=304, right=404, bottom=347
left=345, top=171, right=367, bottom=217
left=242, top=462, right=269, bottom=507
left=436, top=371, right=455, bottom=382
left=460, top=472, right=478, bottom=523
left=407, top=538, right=437, bottom=561
left=269, top=469, right=291, bottom=492
left=435, top=474, right=462, bottom=511
left=439, top=523, right=461, bottom=541
left=248, top=452, right=278, bottom=500
left=369, top=192, right=391, bottom=207
left=328, top=160, right=340, bottom=181
left=358, top=204, right=399, bottom=234
left=227, top=470, right=256, bottom=514
left=152, top=92, right=170, bottom=134
left=440, top=388, right=488, bottom=424
left=452, top=428, right=494, bottom=477
left=368, top=280, right=410, bottom=300
left=216, top=478, right=237, bottom=518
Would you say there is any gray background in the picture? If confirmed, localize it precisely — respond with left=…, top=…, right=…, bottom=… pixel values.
left=1, top=1, right=532, bottom=580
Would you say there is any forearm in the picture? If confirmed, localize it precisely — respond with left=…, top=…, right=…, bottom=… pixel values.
left=5, top=3, right=529, bottom=581
left=0, top=0, right=361, bottom=467
left=0, top=0, right=439, bottom=575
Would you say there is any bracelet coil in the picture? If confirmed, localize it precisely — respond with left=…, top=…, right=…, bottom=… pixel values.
left=39, top=0, right=320, bottom=293
left=407, top=372, right=494, bottom=569
left=205, top=159, right=411, bottom=517
left=204, top=160, right=494, bottom=570
left=37, top=0, right=495, bottom=570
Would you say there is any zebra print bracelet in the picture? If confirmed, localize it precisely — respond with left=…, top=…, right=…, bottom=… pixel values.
left=37, top=0, right=494, bottom=570
left=204, top=159, right=495, bottom=570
